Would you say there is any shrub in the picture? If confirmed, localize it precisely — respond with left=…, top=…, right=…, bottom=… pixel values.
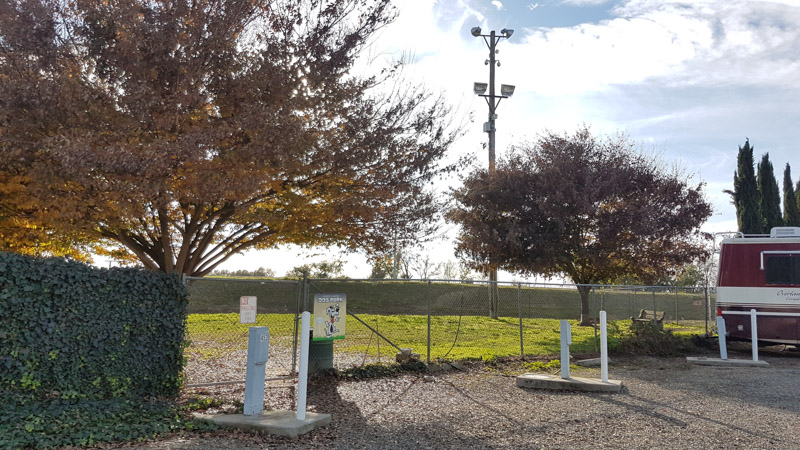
left=0, top=252, right=188, bottom=400
left=614, top=321, right=697, bottom=356
left=0, top=393, right=213, bottom=449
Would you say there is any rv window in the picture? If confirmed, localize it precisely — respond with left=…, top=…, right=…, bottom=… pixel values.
left=765, top=254, right=800, bottom=285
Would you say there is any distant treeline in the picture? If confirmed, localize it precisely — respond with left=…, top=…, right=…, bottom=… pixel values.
left=209, top=267, right=275, bottom=278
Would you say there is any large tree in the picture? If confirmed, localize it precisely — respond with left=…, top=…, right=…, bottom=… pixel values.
left=0, top=0, right=458, bottom=275
left=797, top=179, right=800, bottom=224
left=726, top=139, right=762, bottom=234
left=757, top=153, right=783, bottom=232
left=448, top=127, right=712, bottom=325
left=783, top=163, right=799, bottom=227
left=0, top=164, right=86, bottom=259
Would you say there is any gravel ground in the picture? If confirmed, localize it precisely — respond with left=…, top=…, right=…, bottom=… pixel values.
left=111, top=347, right=800, bottom=449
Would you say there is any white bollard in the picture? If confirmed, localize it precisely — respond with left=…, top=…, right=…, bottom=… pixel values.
left=560, top=320, right=572, bottom=379
left=716, top=316, right=727, bottom=360
left=750, top=309, right=759, bottom=362
left=296, top=311, right=311, bottom=421
left=600, top=311, right=608, bottom=383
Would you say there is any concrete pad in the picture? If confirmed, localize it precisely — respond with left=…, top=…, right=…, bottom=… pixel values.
left=575, top=357, right=612, bottom=367
left=198, top=410, right=331, bottom=438
left=516, top=374, right=623, bottom=393
left=686, top=356, right=769, bottom=367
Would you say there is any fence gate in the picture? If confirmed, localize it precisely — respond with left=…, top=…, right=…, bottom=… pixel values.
left=182, top=277, right=301, bottom=387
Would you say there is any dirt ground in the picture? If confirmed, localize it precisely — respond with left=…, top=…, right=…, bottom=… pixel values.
left=109, top=346, right=800, bottom=449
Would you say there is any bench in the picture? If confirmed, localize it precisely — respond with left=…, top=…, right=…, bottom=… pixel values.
left=631, top=309, right=665, bottom=331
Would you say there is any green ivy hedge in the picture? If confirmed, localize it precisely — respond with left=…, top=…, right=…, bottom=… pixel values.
left=0, top=252, right=188, bottom=400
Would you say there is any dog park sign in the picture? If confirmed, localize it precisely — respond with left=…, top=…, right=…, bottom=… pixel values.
left=313, top=293, right=346, bottom=341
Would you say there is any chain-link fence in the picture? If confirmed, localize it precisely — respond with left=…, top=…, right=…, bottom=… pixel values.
left=585, top=285, right=713, bottom=322
left=183, top=277, right=301, bottom=387
left=183, top=277, right=716, bottom=387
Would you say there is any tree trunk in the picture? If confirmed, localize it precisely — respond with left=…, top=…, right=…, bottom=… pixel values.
left=488, top=267, right=499, bottom=319
left=577, top=285, right=593, bottom=326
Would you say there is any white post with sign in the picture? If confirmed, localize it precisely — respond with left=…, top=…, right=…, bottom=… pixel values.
left=240, top=296, right=257, bottom=324
left=750, top=309, right=759, bottom=362
left=600, top=311, right=609, bottom=383
left=560, top=320, right=572, bottom=380
left=297, top=312, right=311, bottom=421
left=717, top=316, right=728, bottom=360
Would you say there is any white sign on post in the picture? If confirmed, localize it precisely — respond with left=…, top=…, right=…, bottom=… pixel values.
left=240, top=296, right=257, bottom=323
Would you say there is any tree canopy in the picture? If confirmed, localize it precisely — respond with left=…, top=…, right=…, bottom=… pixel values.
left=783, top=163, right=799, bottom=227
left=757, top=153, right=783, bottom=232
left=286, top=260, right=344, bottom=279
left=448, top=126, right=712, bottom=324
left=0, top=0, right=459, bottom=275
left=797, top=179, right=800, bottom=224
left=727, top=139, right=762, bottom=234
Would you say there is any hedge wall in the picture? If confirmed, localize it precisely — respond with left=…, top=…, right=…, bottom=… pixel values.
left=0, top=252, right=187, bottom=400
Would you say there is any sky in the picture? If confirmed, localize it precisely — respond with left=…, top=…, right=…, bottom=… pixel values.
left=218, top=0, right=800, bottom=279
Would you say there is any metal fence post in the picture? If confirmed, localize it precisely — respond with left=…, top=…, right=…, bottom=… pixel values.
left=302, top=271, right=310, bottom=313
left=592, top=287, right=598, bottom=353
left=291, top=278, right=302, bottom=377
left=377, top=316, right=380, bottom=361
left=427, top=280, right=431, bottom=364
left=704, top=285, right=709, bottom=335
left=600, top=288, right=605, bottom=313
left=652, top=290, right=657, bottom=324
left=675, top=290, right=679, bottom=325
left=517, top=283, right=524, bottom=359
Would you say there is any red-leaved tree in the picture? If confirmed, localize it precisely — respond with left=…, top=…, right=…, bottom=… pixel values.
left=449, top=126, right=712, bottom=324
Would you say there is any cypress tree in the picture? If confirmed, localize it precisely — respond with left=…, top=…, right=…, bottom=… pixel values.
left=796, top=179, right=800, bottom=225
left=757, top=152, right=783, bottom=232
left=730, top=139, right=762, bottom=234
left=783, top=163, right=800, bottom=227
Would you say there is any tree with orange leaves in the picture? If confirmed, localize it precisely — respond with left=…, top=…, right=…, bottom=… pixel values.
left=0, top=0, right=459, bottom=275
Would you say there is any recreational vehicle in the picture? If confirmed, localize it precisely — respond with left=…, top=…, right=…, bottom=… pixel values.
left=716, top=227, right=800, bottom=345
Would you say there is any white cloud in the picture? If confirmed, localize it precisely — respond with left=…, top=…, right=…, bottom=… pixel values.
left=528, top=3, right=541, bottom=11
left=502, top=0, right=800, bottom=96
left=362, top=2, right=481, bottom=89
left=491, top=0, right=503, bottom=10
left=561, top=0, right=611, bottom=5
left=507, top=19, right=696, bottom=95
left=612, top=0, right=800, bottom=88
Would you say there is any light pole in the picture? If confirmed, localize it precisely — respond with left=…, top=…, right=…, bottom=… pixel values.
left=472, top=26, right=515, bottom=318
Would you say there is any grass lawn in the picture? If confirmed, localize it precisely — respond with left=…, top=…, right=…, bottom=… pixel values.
left=186, top=313, right=708, bottom=362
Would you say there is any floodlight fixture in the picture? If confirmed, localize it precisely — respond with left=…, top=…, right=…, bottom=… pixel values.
left=473, top=82, right=488, bottom=95
left=501, top=28, right=514, bottom=38
left=500, top=84, right=515, bottom=97
left=471, top=26, right=482, bottom=37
